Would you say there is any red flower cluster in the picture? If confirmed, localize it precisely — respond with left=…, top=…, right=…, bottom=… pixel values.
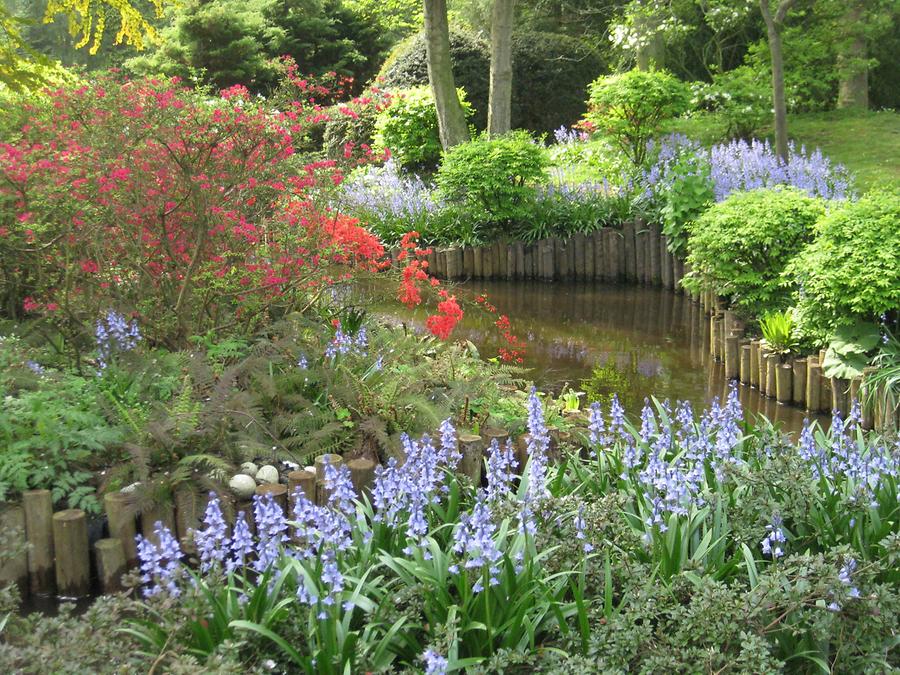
left=426, top=294, right=464, bottom=340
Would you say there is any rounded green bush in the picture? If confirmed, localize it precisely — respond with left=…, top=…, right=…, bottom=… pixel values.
left=435, top=131, right=548, bottom=235
left=378, top=29, right=602, bottom=134
left=787, top=189, right=900, bottom=336
left=373, top=86, right=473, bottom=171
left=685, top=188, right=825, bottom=315
left=587, top=69, right=692, bottom=165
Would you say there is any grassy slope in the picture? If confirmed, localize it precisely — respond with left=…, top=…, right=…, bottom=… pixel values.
left=669, top=110, right=900, bottom=192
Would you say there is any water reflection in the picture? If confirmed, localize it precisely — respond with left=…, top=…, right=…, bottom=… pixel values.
left=371, top=280, right=825, bottom=435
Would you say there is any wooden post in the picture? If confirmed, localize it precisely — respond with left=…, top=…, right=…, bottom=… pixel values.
left=484, top=244, right=495, bottom=279
left=140, top=501, right=175, bottom=546
left=514, top=241, right=525, bottom=279
left=0, top=504, right=28, bottom=596
left=792, top=358, right=807, bottom=406
left=483, top=428, right=510, bottom=449
left=607, top=229, right=623, bottom=281
left=593, top=230, right=605, bottom=281
left=673, top=257, right=685, bottom=292
left=739, top=343, right=752, bottom=384
left=256, top=483, right=288, bottom=514
left=820, top=376, right=833, bottom=414
left=660, top=235, right=673, bottom=289
left=776, top=363, right=792, bottom=404
left=315, top=454, right=344, bottom=482
left=860, top=366, right=876, bottom=430
left=514, top=434, right=530, bottom=474
left=104, top=491, right=137, bottom=567
left=315, top=480, right=328, bottom=506
left=52, top=509, right=90, bottom=599
left=174, top=485, right=203, bottom=552
left=463, top=246, right=474, bottom=278
left=473, top=246, right=483, bottom=279
left=347, top=458, right=377, bottom=498
left=458, top=434, right=484, bottom=485
left=633, top=223, right=647, bottom=283
left=584, top=232, right=595, bottom=280
left=765, top=354, right=778, bottom=398
left=495, top=241, right=508, bottom=279
left=724, top=335, right=740, bottom=380
left=806, top=358, right=822, bottom=412
left=540, top=239, right=555, bottom=281
left=23, top=489, right=55, bottom=595
left=505, top=243, right=515, bottom=280
left=622, top=221, right=636, bottom=282
left=573, top=233, right=586, bottom=280
left=749, top=339, right=761, bottom=388
left=648, top=223, right=661, bottom=285
left=288, top=469, right=316, bottom=507
left=557, top=238, right=572, bottom=280
left=831, top=378, right=850, bottom=417
left=758, top=344, right=771, bottom=395
left=523, top=244, right=533, bottom=279
left=95, top=538, right=126, bottom=594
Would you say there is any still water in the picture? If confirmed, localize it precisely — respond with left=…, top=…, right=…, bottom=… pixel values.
left=376, top=280, right=824, bottom=435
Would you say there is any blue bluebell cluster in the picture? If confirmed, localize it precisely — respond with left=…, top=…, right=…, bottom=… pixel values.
left=95, top=309, right=141, bottom=371
left=339, top=160, right=440, bottom=232
left=640, top=134, right=852, bottom=205
left=136, top=521, right=183, bottom=597
left=195, top=495, right=229, bottom=573
left=422, top=648, right=448, bottom=675
left=760, top=514, right=787, bottom=559
left=325, top=323, right=368, bottom=360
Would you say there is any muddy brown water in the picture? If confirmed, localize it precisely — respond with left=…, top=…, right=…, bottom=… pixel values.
left=375, top=280, right=825, bottom=435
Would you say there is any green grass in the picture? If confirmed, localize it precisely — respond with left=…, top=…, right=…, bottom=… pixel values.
left=668, top=110, right=900, bottom=192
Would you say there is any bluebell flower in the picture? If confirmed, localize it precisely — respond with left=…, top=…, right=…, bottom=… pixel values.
left=136, top=521, right=183, bottom=597
left=253, top=493, right=289, bottom=573
left=227, top=511, right=254, bottom=572
left=422, top=649, right=448, bottom=675
left=760, top=514, right=786, bottom=559
left=95, top=310, right=141, bottom=371
left=194, top=493, right=229, bottom=573
left=485, top=438, right=517, bottom=502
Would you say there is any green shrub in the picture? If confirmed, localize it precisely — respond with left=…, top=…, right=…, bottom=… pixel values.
left=788, top=189, right=900, bottom=339
left=435, top=131, right=548, bottom=234
left=374, top=85, right=473, bottom=171
left=657, top=150, right=714, bottom=257
left=586, top=69, right=692, bottom=166
left=378, top=28, right=603, bottom=133
left=684, top=188, right=825, bottom=315
left=691, top=65, right=770, bottom=139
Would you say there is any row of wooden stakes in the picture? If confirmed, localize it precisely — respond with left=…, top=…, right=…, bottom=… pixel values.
left=0, top=431, right=560, bottom=602
left=702, top=299, right=896, bottom=430
left=401, top=220, right=686, bottom=288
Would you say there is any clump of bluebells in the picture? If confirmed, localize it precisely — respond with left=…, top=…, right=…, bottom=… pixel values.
left=95, top=310, right=141, bottom=371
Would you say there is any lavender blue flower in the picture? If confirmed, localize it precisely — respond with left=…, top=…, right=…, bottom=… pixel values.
left=422, top=649, right=449, bottom=675
left=227, top=511, right=255, bottom=573
left=95, top=310, right=141, bottom=371
left=136, top=522, right=183, bottom=597
left=253, top=493, right=289, bottom=572
left=760, top=514, right=786, bottom=559
left=194, top=493, right=229, bottom=573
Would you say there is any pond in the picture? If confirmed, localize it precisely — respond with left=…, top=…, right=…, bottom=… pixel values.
left=375, top=280, right=824, bottom=435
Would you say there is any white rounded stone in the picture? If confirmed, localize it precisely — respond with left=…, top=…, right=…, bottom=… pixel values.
left=255, top=464, right=279, bottom=485
left=240, top=461, right=259, bottom=476
left=229, top=474, right=257, bottom=498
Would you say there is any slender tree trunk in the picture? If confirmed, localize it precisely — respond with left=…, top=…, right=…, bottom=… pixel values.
left=423, top=0, right=469, bottom=149
left=488, top=0, right=516, bottom=136
left=760, top=0, right=795, bottom=160
left=837, top=3, right=868, bottom=110
left=634, top=1, right=664, bottom=70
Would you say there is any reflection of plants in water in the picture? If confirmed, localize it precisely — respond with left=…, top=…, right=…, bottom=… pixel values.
left=581, top=353, right=656, bottom=410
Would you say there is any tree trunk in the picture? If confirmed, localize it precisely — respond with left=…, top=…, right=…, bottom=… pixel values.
left=423, top=0, right=470, bottom=149
left=760, top=0, right=795, bottom=160
left=837, top=3, right=868, bottom=110
left=488, top=0, right=516, bottom=136
left=634, top=2, right=664, bottom=70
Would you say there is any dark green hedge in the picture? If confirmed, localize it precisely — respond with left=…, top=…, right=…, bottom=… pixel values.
left=377, top=28, right=604, bottom=134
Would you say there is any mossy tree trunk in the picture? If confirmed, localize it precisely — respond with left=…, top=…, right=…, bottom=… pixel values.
left=759, top=0, right=796, bottom=160
left=488, top=0, right=516, bottom=136
left=423, top=0, right=470, bottom=149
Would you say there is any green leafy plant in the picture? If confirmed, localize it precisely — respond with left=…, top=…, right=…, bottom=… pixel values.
left=821, top=320, right=881, bottom=380
left=691, top=65, right=771, bottom=139
left=435, top=131, right=548, bottom=235
left=374, top=85, right=473, bottom=171
left=585, top=69, right=692, bottom=166
left=787, top=189, right=900, bottom=340
left=684, top=187, right=825, bottom=315
left=658, top=150, right=714, bottom=256
left=759, top=310, right=799, bottom=357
